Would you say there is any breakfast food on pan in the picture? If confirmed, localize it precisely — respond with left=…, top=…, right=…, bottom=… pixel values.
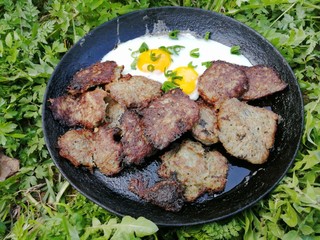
left=240, top=65, right=288, bottom=100
left=198, top=60, right=249, bottom=109
left=68, top=61, right=123, bottom=95
left=49, top=88, right=107, bottom=129
left=140, top=89, right=199, bottom=150
left=106, top=75, right=162, bottom=109
left=191, top=99, right=219, bottom=146
left=158, top=140, right=229, bottom=202
left=218, top=98, right=279, bottom=164
left=120, top=110, right=154, bottom=165
left=129, top=178, right=185, bottom=212
left=49, top=31, right=289, bottom=212
left=58, top=125, right=123, bottom=176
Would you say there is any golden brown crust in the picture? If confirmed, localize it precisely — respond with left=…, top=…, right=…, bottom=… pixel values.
left=68, top=61, right=123, bottom=95
left=141, top=89, right=199, bottom=150
left=218, top=98, right=278, bottom=164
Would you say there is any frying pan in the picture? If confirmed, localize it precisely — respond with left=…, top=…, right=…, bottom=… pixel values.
left=42, top=7, right=304, bottom=226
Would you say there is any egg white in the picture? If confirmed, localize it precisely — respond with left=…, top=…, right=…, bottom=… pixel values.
left=101, top=32, right=252, bottom=100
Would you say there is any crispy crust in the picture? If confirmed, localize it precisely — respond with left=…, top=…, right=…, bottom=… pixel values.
left=106, top=75, right=162, bottom=109
left=68, top=61, right=123, bottom=95
left=159, top=140, right=229, bottom=202
left=218, top=98, right=278, bottom=164
left=241, top=65, right=288, bottom=100
left=191, top=99, right=219, bottom=145
left=128, top=178, right=185, bottom=212
left=49, top=88, right=107, bottom=129
left=120, top=110, right=154, bottom=165
left=140, top=89, right=199, bottom=150
left=198, top=60, right=248, bottom=108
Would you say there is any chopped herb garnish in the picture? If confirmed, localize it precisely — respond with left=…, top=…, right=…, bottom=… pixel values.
left=161, top=81, right=179, bottom=92
left=168, top=30, right=180, bottom=39
left=188, top=61, right=197, bottom=68
left=190, top=48, right=200, bottom=58
left=147, top=64, right=155, bottom=72
left=230, top=45, right=241, bottom=55
left=204, top=31, right=211, bottom=40
left=150, top=52, right=161, bottom=61
left=202, top=61, right=212, bottom=68
left=165, top=70, right=183, bottom=82
left=166, top=45, right=185, bottom=55
left=130, top=58, right=137, bottom=70
left=139, top=42, right=149, bottom=53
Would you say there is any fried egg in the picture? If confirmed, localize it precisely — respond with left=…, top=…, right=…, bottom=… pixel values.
left=101, top=32, right=252, bottom=100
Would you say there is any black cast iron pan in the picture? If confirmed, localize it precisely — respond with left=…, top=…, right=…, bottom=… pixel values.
left=42, top=7, right=304, bottom=226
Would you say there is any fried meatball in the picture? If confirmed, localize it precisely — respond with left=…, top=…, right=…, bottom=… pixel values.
left=191, top=99, right=219, bottom=145
left=49, top=88, right=107, bottom=129
left=198, top=60, right=248, bottom=108
left=106, top=75, right=162, bottom=109
left=159, top=140, right=229, bottom=202
left=68, top=61, right=123, bottom=95
left=241, top=65, right=288, bottom=100
left=218, top=98, right=278, bottom=164
left=140, top=89, right=199, bottom=150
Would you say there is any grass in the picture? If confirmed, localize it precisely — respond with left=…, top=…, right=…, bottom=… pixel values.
left=0, top=0, right=319, bottom=239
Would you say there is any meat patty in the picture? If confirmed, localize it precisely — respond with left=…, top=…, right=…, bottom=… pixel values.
left=198, top=60, right=248, bottom=108
left=57, top=125, right=123, bottom=176
left=129, top=178, right=185, bottom=212
left=58, top=129, right=95, bottom=170
left=192, top=99, right=219, bottom=145
left=241, top=65, right=288, bottom=100
left=158, top=140, right=229, bottom=202
left=105, top=97, right=126, bottom=128
left=106, top=75, right=162, bottom=109
left=49, top=88, right=107, bottom=129
left=68, top=61, right=123, bottom=95
left=140, top=89, right=199, bottom=150
left=218, top=98, right=278, bottom=164
left=93, top=125, right=123, bottom=176
left=120, top=110, right=154, bottom=165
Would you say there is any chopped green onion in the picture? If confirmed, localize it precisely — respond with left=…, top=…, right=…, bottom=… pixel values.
left=147, top=64, right=155, bottom=72
left=188, top=61, right=197, bottom=68
left=230, top=45, right=241, bottom=55
left=190, top=48, right=200, bottom=58
left=139, top=42, right=149, bottom=53
left=169, top=30, right=180, bottom=39
left=204, top=31, right=211, bottom=40
left=130, top=58, right=137, bottom=70
left=161, top=81, right=179, bottom=92
left=166, top=45, right=185, bottom=55
left=150, top=52, right=161, bottom=61
left=202, top=61, right=212, bottom=68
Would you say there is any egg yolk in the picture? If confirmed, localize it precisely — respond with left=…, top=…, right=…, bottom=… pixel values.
left=137, top=49, right=171, bottom=72
left=169, top=66, right=198, bottom=95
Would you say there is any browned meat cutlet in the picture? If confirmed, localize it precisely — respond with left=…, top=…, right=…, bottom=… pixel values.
left=191, top=99, right=219, bottom=145
left=49, top=88, right=107, bottom=129
left=68, top=61, right=123, bottom=95
left=105, top=96, right=126, bottom=128
left=198, top=60, right=248, bottom=109
left=159, top=140, right=229, bottom=202
left=120, top=110, right=154, bottom=165
left=140, top=89, right=199, bottom=150
left=106, top=75, right=162, bottom=109
left=58, top=129, right=95, bottom=170
left=93, top=125, right=123, bottom=176
left=129, top=178, right=185, bottom=212
left=241, top=65, right=288, bottom=101
left=218, top=98, right=279, bottom=164
left=57, top=125, right=123, bottom=176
